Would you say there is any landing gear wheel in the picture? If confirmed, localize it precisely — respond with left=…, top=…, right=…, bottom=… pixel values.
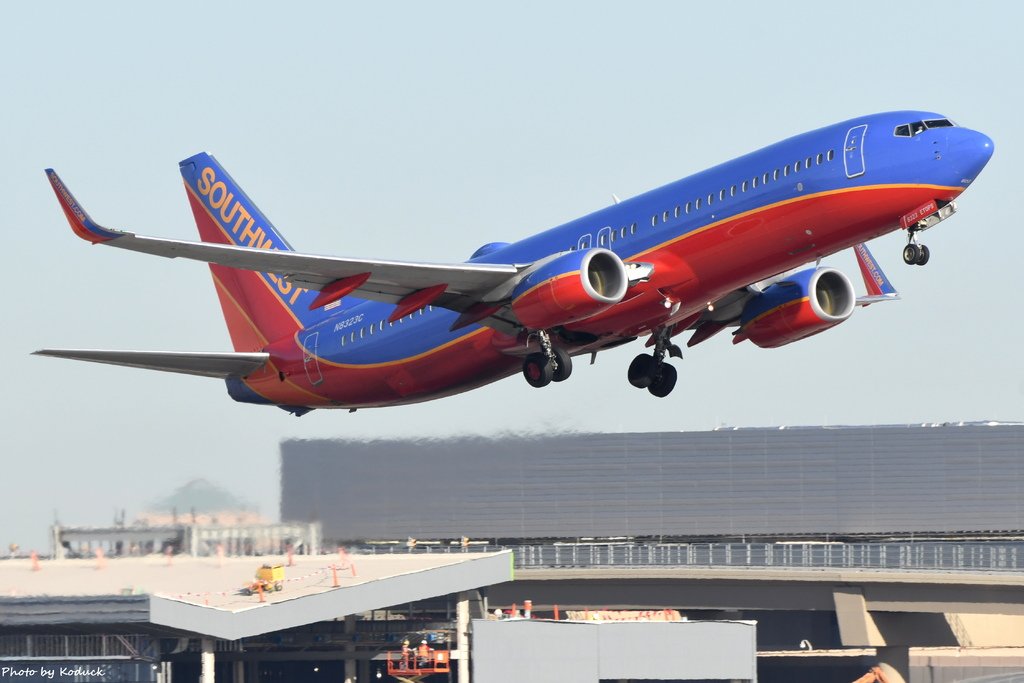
left=915, top=244, right=930, bottom=266
left=523, top=353, right=554, bottom=388
left=648, top=364, right=677, bottom=398
left=628, top=354, right=656, bottom=388
left=903, top=243, right=921, bottom=265
left=551, top=347, right=573, bottom=382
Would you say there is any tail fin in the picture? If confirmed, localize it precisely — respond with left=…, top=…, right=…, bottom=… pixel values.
left=179, top=153, right=321, bottom=351
left=853, top=242, right=900, bottom=306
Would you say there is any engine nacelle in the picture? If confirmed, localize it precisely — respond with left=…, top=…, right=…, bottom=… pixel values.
left=511, top=248, right=629, bottom=330
left=735, top=267, right=856, bottom=348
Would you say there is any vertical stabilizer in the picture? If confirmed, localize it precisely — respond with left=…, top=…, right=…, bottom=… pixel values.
left=179, top=153, right=320, bottom=351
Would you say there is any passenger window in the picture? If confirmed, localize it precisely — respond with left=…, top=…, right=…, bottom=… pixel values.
left=651, top=215, right=658, bottom=227
left=762, top=172, right=769, bottom=184
left=674, top=206, right=680, bottom=218
left=340, top=337, right=345, bottom=347
left=663, top=210, right=670, bottom=222
left=816, top=153, right=823, bottom=165
left=795, top=160, right=802, bottom=172
left=783, top=165, right=790, bottom=176
left=707, top=193, right=714, bottom=206
left=695, top=198, right=702, bottom=210
left=752, top=176, right=758, bottom=188
left=741, top=180, right=748, bottom=192
left=620, top=226, right=626, bottom=238
left=827, top=149, right=835, bottom=161
left=599, top=233, right=607, bottom=246
left=369, top=324, right=374, bottom=335
left=685, top=201, right=691, bottom=214
left=773, top=169, right=780, bottom=181
left=630, top=222, right=637, bottom=234
left=360, top=328, right=365, bottom=338
left=805, top=156, right=812, bottom=168
left=350, top=332, right=355, bottom=342
left=730, top=185, right=736, bottom=197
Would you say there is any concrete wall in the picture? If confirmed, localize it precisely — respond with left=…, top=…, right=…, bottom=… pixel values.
left=472, top=619, right=757, bottom=682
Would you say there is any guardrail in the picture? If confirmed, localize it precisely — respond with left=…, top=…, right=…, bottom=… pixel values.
left=356, top=542, right=1024, bottom=572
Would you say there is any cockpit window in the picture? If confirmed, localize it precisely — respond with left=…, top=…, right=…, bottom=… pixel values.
left=894, top=118, right=957, bottom=138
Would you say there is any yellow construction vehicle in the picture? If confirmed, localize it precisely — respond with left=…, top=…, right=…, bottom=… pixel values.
left=243, top=564, right=285, bottom=595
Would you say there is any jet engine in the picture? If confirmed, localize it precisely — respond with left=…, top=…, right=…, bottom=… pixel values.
left=734, top=267, right=856, bottom=348
left=511, top=248, right=629, bottom=330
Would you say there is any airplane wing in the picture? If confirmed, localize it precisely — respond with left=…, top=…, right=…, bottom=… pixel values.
left=31, top=349, right=269, bottom=379
left=46, top=169, right=525, bottom=313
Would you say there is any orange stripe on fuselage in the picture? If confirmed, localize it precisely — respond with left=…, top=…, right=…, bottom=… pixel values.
left=299, top=325, right=490, bottom=370
left=629, top=183, right=962, bottom=263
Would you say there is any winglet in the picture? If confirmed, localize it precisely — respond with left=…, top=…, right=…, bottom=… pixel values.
left=45, top=169, right=125, bottom=244
left=853, top=242, right=900, bottom=306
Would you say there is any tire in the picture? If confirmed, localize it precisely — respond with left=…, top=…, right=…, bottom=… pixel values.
left=648, top=363, right=677, bottom=398
left=523, top=353, right=554, bottom=388
left=552, top=347, right=573, bottom=382
left=628, top=354, right=656, bottom=388
left=915, top=244, right=930, bottom=266
left=902, top=243, right=921, bottom=265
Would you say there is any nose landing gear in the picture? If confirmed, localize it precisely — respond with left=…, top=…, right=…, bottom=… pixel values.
left=902, top=233, right=931, bottom=266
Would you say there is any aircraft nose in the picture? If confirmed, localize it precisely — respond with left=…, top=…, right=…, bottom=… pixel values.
left=948, top=128, right=994, bottom=183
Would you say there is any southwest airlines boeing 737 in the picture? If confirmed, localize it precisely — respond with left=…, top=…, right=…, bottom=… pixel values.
left=38, top=111, right=993, bottom=415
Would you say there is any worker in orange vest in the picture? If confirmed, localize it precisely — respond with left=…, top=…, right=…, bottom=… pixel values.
left=417, top=639, right=433, bottom=667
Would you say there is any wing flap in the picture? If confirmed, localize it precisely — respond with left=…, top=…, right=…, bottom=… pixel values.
left=32, top=349, right=269, bottom=379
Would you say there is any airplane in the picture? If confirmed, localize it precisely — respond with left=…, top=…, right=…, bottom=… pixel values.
left=37, top=111, right=993, bottom=415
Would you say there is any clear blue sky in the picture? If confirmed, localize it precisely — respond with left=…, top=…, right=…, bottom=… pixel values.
left=3, top=2, right=1021, bottom=551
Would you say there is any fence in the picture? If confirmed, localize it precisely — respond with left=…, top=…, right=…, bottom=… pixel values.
left=358, top=541, right=1024, bottom=572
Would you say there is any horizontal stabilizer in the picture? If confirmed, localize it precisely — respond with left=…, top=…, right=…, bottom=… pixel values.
left=32, top=349, right=268, bottom=378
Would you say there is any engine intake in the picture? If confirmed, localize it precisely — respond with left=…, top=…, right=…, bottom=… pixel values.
left=511, top=249, right=629, bottom=330
left=735, top=267, right=856, bottom=348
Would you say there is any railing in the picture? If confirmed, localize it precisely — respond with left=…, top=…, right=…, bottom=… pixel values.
left=355, top=541, right=1024, bottom=572
left=386, top=649, right=451, bottom=675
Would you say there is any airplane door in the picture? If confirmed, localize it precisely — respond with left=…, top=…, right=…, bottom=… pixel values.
left=578, top=233, right=592, bottom=250
left=303, top=331, right=324, bottom=386
left=844, top=124, right=868, bottom=178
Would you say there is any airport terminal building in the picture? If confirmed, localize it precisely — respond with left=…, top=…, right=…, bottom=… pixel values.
left=3, top=422, right=1023, bottom=683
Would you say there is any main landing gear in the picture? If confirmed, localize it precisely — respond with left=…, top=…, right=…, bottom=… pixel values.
left=902, top=231, right=931, bottom=266
left=522, top=331, right=572, bottom=388
left=627, top=327, right=682, bottom=398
